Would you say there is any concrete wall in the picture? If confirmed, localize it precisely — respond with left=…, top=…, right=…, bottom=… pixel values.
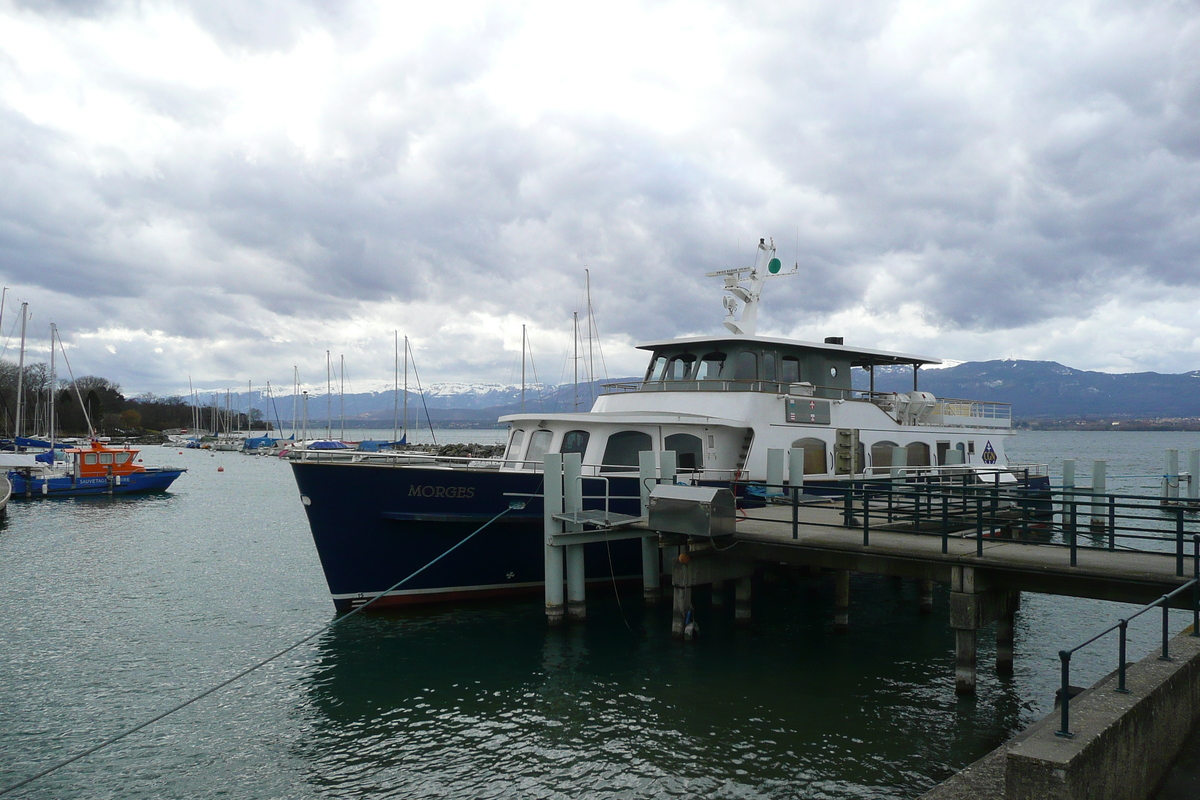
left=1006, top=629, right=1200, bottom=800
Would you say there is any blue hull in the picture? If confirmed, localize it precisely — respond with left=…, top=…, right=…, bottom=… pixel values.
left=8, top=468, right=186, bottom=497
left=290, top=462, right=648, bottom=610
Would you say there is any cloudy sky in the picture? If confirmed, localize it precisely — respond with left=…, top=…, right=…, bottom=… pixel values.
left=0, top=0, right=1197, bottom=398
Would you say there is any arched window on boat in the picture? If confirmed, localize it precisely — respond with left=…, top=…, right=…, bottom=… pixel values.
left=957, top=442, right=968, bottom=463
left=525, top=430, right=553, bottom=464
left=871, top=440, right=899, bottom=471
left=906, top=441, right=931, bottom=467
left=503, top=429, right=526, bottom=469
left=560, top=430, right=590, bottom=457
left=647, top=355, right=668, bottom=381
left=665, top=433, right=704, bottom=471
left=666, top=354, right=696, bottom=380
left=791, top=437, right=828, bottom=475
left=601, top=430, right=653, bottom=470
left=781, top=356, right=800, bottom=383
left=734, top=351, right=757, bottom=381
left=695, top=352, right=727, bottom=381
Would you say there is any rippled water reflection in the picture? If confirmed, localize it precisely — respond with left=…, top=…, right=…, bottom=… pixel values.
left=2, top=433, right=1198, bottom=798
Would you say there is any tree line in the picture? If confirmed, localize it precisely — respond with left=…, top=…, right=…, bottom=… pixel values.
left=0, top=359, right=257, bottom=437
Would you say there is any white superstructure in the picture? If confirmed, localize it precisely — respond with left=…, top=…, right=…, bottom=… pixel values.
left=497, top=238, right=1012, bottom=484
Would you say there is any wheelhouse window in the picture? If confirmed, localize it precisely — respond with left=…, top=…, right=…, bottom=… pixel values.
left=695, top=352, right=727, bottom=380
left=99, top=453, right=114, bottom=465
left=665, top=433, right=704, bottom=471
left=601, top=430, right=653, bottom=470
left=781, top=356, right=800, bottom=383
left=525, top=430, right=553, bottom=464
left=115, top=452, right=131, bottom=465
left=666, top=355, right=695, bottom=380
left=647, top=355, right=668, bottom=381
left=503, top=429, right=526, bottom=468
left=560, top=430, right=590, bottom=457
left=792, top=437, right=828, bottom=475
left=84, top=453, right=98, bottom=465
left=734, top=351, right=757, bottom=381
left=906, top=441, right=931, bottom=467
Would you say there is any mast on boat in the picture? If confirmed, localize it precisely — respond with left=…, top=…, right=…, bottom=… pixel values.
left=14, top=302, right=27, bottom=439
left=706, top=237, right=797, bottom=336
left=339, top=354, right=345, bottom=443
left=48, top=323, right=56, bottom=453
left=392, top=331, right=399, bottom=445
left=403, top=336, right=409, bottom=443
left=325, top=350, right=332, bottom=440
left=521, top=324, right=526, bottom=413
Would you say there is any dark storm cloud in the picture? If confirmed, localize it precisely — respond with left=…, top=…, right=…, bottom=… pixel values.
left=2, top=0, right=1199, bottom=392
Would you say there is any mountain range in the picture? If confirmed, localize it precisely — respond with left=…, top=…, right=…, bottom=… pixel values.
left=245, top=360, right=1200, bottom=428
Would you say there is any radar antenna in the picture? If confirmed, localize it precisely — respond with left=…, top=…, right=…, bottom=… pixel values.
left=705, top=237, right=797, bottom=336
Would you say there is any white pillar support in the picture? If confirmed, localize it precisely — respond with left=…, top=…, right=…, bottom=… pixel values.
left=563, top=452, right=586, bottom=621
left=1167, top=449, right=1180, bottom=502
left=639, top=450, right=660, bottom=602
left=766, top=448, right=784, bottom=496
left=788, top=447, right=805, bottom=494
left=1190, top=450, right=1200, bottom=504
left=661, top=450, right=677, bottom=486
left=543, top=453, right=565, bottom=626
left=1091, top=459, right=1107, bottom=529
left=890, top=445, right=907, bottom=480
left=1062, top=459, right=1075, bottom=525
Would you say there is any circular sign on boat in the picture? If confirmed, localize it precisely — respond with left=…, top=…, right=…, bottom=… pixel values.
left=768, top=257, right=782, bottom=274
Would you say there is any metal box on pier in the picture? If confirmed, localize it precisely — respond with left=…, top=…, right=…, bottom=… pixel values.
left=647, top=485, right=736, bottom=538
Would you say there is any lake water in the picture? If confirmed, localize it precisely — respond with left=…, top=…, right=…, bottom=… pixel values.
left=2, top=430, right=1199, bottom=799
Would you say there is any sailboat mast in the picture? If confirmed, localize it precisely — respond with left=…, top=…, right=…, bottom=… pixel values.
left=339, top=354, right=345, bottom=442
left=392, top=331, right=399, bottom=444
left=325, top=350, right=332, bottom=440
left=292, top=366, right=298, bottom=439
left=48, top=323, right=56, bottom=449
left=521, top=324, right=526, bottom=413
left=14, top=302, right=27, bottom=439
left=585, top=269, right=595, bottom=406
left=403, top=336, right=408, bottom=439
left=573, top=311, right=579, bottom=411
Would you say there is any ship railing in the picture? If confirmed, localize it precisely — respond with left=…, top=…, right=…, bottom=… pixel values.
left=857, top=390, right=1012, bottom=428
left=603, top=379, right=818, bottom=396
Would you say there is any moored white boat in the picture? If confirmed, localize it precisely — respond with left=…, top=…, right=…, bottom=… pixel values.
left=291, top=238, right=1046, bottom=610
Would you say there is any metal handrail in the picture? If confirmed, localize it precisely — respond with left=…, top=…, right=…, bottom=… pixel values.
left=1055, top=538, right=1200, bottom=737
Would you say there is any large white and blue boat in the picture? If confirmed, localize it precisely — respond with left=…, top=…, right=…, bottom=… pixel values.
left=291, top=239, right=1040, bottom=611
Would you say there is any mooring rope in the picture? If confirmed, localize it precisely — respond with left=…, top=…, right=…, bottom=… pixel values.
left=0, top=503, right=522, bottom=797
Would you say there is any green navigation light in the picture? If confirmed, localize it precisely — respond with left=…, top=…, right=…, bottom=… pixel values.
left=768, top=257, right=781, bottom=274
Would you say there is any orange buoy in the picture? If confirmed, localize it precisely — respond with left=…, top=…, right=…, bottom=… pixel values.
left=678, top=552, right=691, bottom=564
left=217, top=466, right=224, bottom=472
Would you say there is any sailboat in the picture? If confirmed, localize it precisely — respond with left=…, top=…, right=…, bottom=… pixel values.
left=5, top=321, right=187, bottom=497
